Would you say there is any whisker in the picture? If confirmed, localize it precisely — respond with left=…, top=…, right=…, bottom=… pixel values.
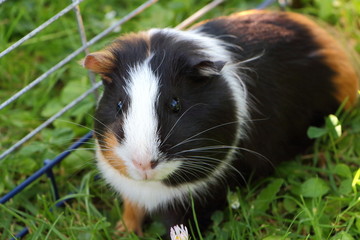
left=174, top=145, right=273, bottom=168
left=172, top=156, right=229, bottom=184
left=167, top=167, right=192, bottom=185
left=154, top=49, right=166, bottom=74
left=174, top=166, right=206, bottom=181
left=174, top=145, right=235, bottom=155
left=186, top=155, right=247, bottom=184
left=168, top=121, right=239, bottom=151
left=54, top=119, right=111, bottom=141
left=74, top=147, right=112, bottom=152
left=88, top=114, right=122, bottom=141
left=178, top=160, right=230, bottom=188
left=166, top=137, right=223, bottom=151
left=161, top=103, right=206, bottom=147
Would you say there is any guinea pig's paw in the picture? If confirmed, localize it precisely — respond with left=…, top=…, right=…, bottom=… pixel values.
left=115, top=198, right=145, bottom=236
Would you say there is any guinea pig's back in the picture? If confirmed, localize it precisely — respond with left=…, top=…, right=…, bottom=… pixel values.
left=193, top=10, right=358, bottom=178
left=195, top=10, right=358, bottom=107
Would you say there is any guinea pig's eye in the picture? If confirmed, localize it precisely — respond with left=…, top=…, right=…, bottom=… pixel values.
left=116, top=101, right=123, bottom=113
left=169, top=98, right=181, bottom=113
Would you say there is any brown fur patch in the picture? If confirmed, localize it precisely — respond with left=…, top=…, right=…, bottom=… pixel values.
left=114, top=32, right=150, bottom=50
left=189, top=9, right=264, bottom=29
left=84, top=32, right=151, bottom=82
left=233, top=9, right=266, bottom=17
left=101, top=131, right=128, bottom=176
left=282, top=11, right=359, bottom=109
left=83, top=50, right=115, bottom=82
left=107, top=31, right=151, bottom=58
left=117, top=198, right=145, bottom=236
left=233, top=10, right=359, bottom=109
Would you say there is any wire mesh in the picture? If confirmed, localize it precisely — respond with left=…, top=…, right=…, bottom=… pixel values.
left=0, top=0, right=158, bottom=159
left=0, top=0, right=85, bottom=59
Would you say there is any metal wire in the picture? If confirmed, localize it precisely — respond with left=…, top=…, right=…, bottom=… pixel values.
left=0, top=82, right=101, bottom=160
left=0, top=0, right=85, bottom=59
left=257, top=0, right=277, bottom=9
left=175, top=0, right=224, bottom=30
left=0, top=131, right=93, bottom=204
left=72, top=0, right=99, bottom=100
left=0, top=0, right=158, bottom=111
left=0, top=0, right=158, bottom=160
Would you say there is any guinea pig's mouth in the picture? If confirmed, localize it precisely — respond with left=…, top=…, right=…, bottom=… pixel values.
left=126, top=157, right=181, bottom=182
left=96, top=132, right=184, bottom=182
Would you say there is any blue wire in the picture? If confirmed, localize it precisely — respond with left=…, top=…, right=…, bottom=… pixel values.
left=0, top=131, right=93, bottom=204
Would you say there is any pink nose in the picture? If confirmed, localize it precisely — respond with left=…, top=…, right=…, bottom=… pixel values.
left=132, top=159, right=158, bottom=171
left=132, top=159, right=151, bottom=171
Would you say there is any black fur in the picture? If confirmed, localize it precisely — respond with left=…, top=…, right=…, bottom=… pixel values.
left=196, top=12, right=339, bottom=180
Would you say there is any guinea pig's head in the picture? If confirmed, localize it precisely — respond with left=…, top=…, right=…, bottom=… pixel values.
left=84, top=29, right=247, bottom=188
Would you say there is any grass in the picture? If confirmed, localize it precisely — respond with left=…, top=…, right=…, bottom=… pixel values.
left=0, top=0, right=359, bottom=239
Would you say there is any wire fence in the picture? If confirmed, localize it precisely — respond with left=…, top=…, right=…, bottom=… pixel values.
left=0, top=0, right=276, bottom=238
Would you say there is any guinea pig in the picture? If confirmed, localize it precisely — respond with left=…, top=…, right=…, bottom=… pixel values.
left=83, top=10, right=358, bottom=236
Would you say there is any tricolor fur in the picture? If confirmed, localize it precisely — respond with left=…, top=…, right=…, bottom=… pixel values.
left=92, top=28, right=249, bottom=211
left=84, top=10, right=358, bottom=235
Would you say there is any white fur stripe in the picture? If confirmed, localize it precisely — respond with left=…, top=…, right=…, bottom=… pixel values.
left=116, top=57, right=161, bottom=180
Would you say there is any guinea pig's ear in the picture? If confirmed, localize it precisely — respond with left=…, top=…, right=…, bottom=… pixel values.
left=82, top=51, right=114, bottom=82
left=191, top=60, right=226, bottom=78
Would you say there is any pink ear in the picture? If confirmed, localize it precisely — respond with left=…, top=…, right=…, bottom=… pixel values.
left=83, top=51, right=115, bottom=82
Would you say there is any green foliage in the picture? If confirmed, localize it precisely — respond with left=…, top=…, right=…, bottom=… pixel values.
left=300, top=178, right=329, bottom=198
left=0, top=0, right=359, bottom=239
left=253, top=178, right=283, bottom=213
left=307, top=114, right=342, bottom=140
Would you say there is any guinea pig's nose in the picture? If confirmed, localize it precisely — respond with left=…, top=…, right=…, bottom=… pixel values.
left=132, top=159, right=148, bottom=171
left=132, top=159, right=158, bottom=171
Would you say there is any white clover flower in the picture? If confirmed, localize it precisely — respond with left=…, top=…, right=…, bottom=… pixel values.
left=170, top=224, right=189, bottom=240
